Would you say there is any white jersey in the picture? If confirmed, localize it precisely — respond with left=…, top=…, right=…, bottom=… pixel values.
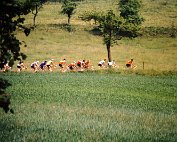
left=99, top=60, right=105, bottom=65
left=17, top=62, right=23, bottom=67
left=108, top=61, right=113, bottom=66
left=31, top=61, right=39, bottom=67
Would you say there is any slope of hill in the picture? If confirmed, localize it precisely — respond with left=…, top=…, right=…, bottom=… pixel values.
left=15, top=0, right=177, bottom=72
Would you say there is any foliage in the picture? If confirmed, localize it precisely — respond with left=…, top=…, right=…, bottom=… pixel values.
left=0, top=78, right=13, bottom=113
left=0, top=93, right=14, bottom=114
left=0, top=0, right=33, bottom=68
left=79, top=10, right=103, bottom=25
left=61, top=0, right=77, bottom=28
left=99, top=10, right=123, bottom=47
left=0, top=0, right=33, bottom=113
left=30, top=0, right=46, bottom=27
left=98, top=10, right=123, bottom=62
left=0, top=0, right=47, bottom=113
left=118, top=0, right=144, bottom=37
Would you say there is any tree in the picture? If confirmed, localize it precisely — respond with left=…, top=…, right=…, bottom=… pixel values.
left=0, top=0, right=32, bottom=69
left=0, top=0, right=44, bottom=113
left=79, top=1, right=144, bottom=65
left=79, top=10, right=103, bottom=25
left=61, top=0, right=77, bottom=30
left=118, top=0, right=144, bottom=37
left=99, top=10, right=123, bottom=63
left=80, top=10, right=123, bottom=64
left=31, top=0, right=46, bottom=27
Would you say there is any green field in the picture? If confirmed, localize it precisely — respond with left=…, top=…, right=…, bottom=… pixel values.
left=0, top=72, right=177, bottom=141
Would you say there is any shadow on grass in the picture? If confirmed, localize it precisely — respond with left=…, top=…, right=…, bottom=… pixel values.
left=47, top=23, right=75, bottom=32
left=0, top=119, right=42, bottom=141
left=0, top=78, right=14, bottom=114
left=88, top=26, right=102, bottom=36
left=0, top=118, right=20, bottom=141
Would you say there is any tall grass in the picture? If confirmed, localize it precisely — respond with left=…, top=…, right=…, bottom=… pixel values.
left=0, top=72, right=177, bottom=141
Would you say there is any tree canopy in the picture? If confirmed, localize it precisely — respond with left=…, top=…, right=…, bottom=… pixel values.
left=0, top=0, right=45, bottom=113
left=99, top=10, right=123, bottom=62
left=61, top=0, right=77, bottom=26
left=30, top=0, right=45, bottom=27
left=0, top=0, right=32, bottom=68
left=119, top=0, right=144, bottom=37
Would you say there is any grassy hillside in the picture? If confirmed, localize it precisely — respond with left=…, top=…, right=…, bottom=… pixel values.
left=14, top=0, right=177, bottom=72
left=142, top=0, right=177, bottom=27
left=0, top=72, right=177, bottom=141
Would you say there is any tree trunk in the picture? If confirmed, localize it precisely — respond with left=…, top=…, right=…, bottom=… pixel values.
left=107, top=31, right=112, bottom=63
left=106, top=43, right=112, bottom=62
left=67, top=15, right=71, bottom=32
left=32, top=4, right=38, bottom=27
left=33, top=14, right=37, bottom=27
left=68, top=14, right=71, bottom=25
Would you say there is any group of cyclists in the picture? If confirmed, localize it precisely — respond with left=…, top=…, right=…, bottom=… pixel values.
left=1, top=58, right=136, bottom=72
left=18, top=59, right=93, bottom=72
